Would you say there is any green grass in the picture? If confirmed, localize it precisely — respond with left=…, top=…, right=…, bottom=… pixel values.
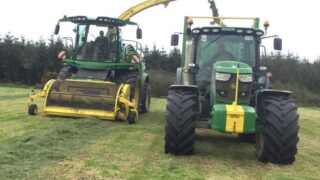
left=0, top=85, right=319, bottom=179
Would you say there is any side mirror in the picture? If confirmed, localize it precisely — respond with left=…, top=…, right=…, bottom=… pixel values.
left=274, top=38, right=282, bottom=50
left=54, top=23, right=60, bottom=35
left=171, top=34, right=179, bottom=46
left=136, top=28, right=142, bottom=39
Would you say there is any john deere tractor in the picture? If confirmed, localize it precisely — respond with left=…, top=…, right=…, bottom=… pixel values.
left=164, top=17, right=299, bottom=164
left=28, top=16, right=150, bottom=123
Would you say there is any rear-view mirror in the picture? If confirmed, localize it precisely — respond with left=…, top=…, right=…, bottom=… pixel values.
left=171, top=34, right=179, bottom=46
left=274, top=38, right=282, bottom=50
left=54, top=23, right=60, bottom=35
left=136, top=28, right=142, bottom=39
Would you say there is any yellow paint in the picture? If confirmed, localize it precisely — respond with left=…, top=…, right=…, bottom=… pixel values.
left=235, top=67, right=240, bottom=105
left=225, top=65, right=244, bottom=133
left=44, top=106, right=116, bottom=120
left=29, top=78, right=139, bottom=122
left=225, top=104, right=244, bottom=133
left=118, top=0, right=176, bottom=20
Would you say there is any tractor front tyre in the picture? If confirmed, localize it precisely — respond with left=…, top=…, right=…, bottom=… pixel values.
left=28, top=104, right=38, bottom=115
left=255, top=95, right=299, bottom=164
left=140, top=83, right=151, bottom=113
left=165, top=89, right=198, bottom=155
left=128, top=110, right=136, bottom=125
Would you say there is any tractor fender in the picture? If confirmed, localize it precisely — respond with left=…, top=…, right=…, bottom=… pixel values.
left=168, top=85, right=200, bottom=112
left=140, top=72, right=149, bottom=87
left=175, top=68, right=183, bottom=85
left=169, top=85, right=199, bottom=93
left=253, top=89, right=292, bottom=111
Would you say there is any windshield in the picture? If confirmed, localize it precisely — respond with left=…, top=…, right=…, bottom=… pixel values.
left=76, top=25, right=118, bottom=62
left=196, top=34, right=256, bottom=67
left=195, top=34, right=256, bottom=90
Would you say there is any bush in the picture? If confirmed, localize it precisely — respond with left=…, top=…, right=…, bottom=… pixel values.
left=272, top=81, right=320, bottom=107
left=148, top=69, right=175, bottom=97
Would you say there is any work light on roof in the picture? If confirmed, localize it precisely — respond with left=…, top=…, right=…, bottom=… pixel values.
left=236, top=29, right=244, bottom=33
left=212, top=28, right=219, bottom=33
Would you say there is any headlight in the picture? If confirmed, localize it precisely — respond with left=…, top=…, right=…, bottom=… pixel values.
left=216, top=72, right=231, bottom=81
left=239, top=74, right=253, bottom=82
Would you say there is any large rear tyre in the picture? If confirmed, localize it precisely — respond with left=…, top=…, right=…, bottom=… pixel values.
left=255, top=95, right=299, bottom=164
left=140, top=83, right=151, bottom=113
left=165, top=89, right=198, bottom=155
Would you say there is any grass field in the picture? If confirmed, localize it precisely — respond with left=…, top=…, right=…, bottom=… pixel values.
left=0, top=85, right=319, bottom=179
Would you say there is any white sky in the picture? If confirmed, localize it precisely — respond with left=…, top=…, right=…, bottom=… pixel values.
left=0, top=0, right=319, bottom=61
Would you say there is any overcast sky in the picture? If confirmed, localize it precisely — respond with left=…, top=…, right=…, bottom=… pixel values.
left=0, top=0, right=319, bottom=61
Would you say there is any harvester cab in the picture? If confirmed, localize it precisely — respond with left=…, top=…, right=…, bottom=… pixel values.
left=28, top=16, right=151, bottom=124
left=165, top=16, right=299, bottom=164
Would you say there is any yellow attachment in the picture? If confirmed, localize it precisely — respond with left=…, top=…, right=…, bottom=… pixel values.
left=234, top=67, right=240, bottom=105
left=118, top=0, right=176, bottom=20
left=29, top=79, right=55, bottom=106
left=225, top=105, right=244, bottom=133
left=225, top=65, right=244, bottom=133
left=29, top=79, right=138, bottom=122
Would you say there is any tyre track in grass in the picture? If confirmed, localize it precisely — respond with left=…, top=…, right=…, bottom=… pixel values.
left=37, top=98, right=204, bottom=179
left=1, top=85, right=320, bottom=179
left=0, top=118, right=117, bottom=179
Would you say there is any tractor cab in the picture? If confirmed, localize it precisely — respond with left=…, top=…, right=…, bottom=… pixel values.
left=54, top=16, right=143, bottom=69
left=191, top=27, right=264, bottom=94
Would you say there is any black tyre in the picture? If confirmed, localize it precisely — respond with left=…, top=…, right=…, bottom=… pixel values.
left=120, top=71, right=140, bottom=110
left=140, top=83, right=151, bottom=113
left=121, top=72, right=139, bottom=97
left=165, top=89, right=198, bottom=155
left=28, top=104, right=38, bottom=115
left=255, top=95, right=299, bottom=164
left=238, top=133, right=255, bottom=143
left=128, top=110, right=136, bottom=124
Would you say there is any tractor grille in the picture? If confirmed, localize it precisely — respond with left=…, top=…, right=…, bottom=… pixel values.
left=216, top=74, right=252, bottom=102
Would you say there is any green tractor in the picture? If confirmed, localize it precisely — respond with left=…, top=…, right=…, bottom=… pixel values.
left=29, top=16, right=150, bottom=123
left=164, top=17, right=299, bottom=164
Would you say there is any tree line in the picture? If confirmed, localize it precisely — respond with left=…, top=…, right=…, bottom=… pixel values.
left=0, top=34, right=319, bottom=106
left=0, top=33, right=63, bottom=85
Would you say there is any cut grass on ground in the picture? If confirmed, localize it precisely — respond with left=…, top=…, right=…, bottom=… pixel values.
left=0, top=85, right=319, bottom=179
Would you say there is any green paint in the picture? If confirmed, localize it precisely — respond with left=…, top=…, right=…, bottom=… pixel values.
left=63, top=59, right=140, bottom=71
left=242, top=105, right=256, bottom=133
left=254, top=18, right=260, bottom=29
left=214, top=61, right=252, bottom=74
left=211, top=104, right=227, bottom=132
left=211, top=61, right=252, bottom=105
left=211, top=105, right=256, bottom=133
left=181, top=16, right=189, bottom=67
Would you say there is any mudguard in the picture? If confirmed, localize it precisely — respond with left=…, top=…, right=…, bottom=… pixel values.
left=253, top=89, right=292, bottom=111
left=169, top=85, right=199, bottom=93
